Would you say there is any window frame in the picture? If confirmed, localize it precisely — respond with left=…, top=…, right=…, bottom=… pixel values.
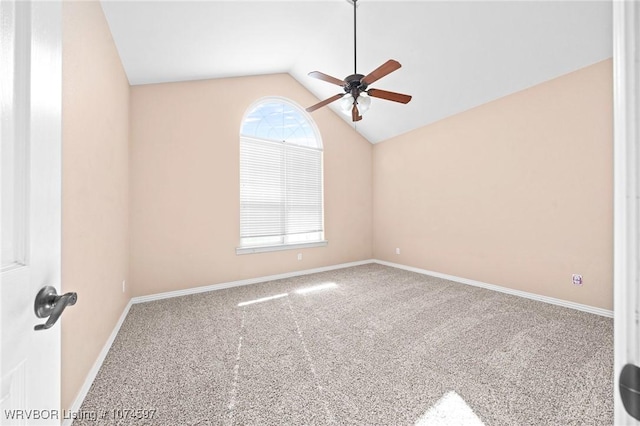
left=236, top=97, right=327, bottom=255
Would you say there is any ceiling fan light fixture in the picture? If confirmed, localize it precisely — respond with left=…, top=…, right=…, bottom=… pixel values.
left=339, top=93, right=371, bottom=116
left=356, top=93, right=371, bottom=115
left=339, top=94, right=355, bottom=115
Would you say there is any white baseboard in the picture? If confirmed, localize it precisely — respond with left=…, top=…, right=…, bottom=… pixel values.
left=131, top=257, right=613, bottom=316
left=374, top=259, right=613, bottom=318
left=63, top=299, right=133, bottom=426
left=131, top=259, right=376, bottom=304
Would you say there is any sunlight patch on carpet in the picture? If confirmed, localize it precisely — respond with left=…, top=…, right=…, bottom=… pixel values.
left=295, top=282, right=337, bottom=295
left=237, top=293, right=289, bottom=307
left=414, top=391, right=485, bottom=426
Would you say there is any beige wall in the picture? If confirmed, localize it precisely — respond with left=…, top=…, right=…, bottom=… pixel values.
left=61, top=1, right=130, bottom=411
left=129, top=75, right=373, bottom=296
left=373, top=59, right=613, bottom=310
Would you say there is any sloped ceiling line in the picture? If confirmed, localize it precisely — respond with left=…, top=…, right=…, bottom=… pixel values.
left=101, top=1, right=612, bottom=144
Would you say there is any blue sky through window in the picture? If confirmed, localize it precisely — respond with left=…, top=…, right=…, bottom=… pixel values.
left=241, top=100, right=320, bottom=149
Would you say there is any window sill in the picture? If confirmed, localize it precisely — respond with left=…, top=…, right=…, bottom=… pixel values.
left=236, top=240, right=328, bottom=255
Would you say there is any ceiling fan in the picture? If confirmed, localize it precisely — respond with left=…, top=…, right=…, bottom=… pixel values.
left=305, top=0, right=412, bottom=122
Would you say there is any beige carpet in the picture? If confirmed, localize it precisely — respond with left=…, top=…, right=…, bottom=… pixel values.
left=76, top=264, right=613, bottom=425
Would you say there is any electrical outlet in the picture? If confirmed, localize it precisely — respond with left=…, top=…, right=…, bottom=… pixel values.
left=395, top=248, right=400, bottom=255
left=122, top=280, right=126, bottom=292
left=572, top=274, right=583, bottom=286
left=297, top=253, right=303, bottom=261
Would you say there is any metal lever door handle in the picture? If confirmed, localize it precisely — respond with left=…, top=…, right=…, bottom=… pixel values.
left=620, top=363, right=640, bottom=421
left=34, top=286, right=77, bottom=331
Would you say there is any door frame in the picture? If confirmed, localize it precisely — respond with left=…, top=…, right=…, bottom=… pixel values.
left=613, top=0, right=639, bottom=424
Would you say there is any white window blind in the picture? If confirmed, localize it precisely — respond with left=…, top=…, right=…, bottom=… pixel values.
left=239, top=99, right=324, bottom=251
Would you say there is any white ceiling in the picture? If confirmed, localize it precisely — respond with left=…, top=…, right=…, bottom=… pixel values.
left=101, top=1, right=612, bottom=144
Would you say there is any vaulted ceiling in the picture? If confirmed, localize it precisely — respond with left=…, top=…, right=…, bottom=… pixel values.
left=101, top=1, right=612, bottom=144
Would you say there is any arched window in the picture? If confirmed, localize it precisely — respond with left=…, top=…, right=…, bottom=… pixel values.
left=237, top=98, right=325, bottom=253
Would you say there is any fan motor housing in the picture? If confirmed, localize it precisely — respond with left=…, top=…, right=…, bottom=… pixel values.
left=344, top=73, right=367, bottom=94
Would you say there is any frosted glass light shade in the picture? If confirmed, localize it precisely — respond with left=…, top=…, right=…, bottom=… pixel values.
left=339, top=93, right=371, bottom=116
left=339, top=94, right=354, bottom=116
left=356, top=93, right=371, bottom=115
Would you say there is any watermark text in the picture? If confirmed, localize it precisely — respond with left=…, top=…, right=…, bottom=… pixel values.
left=4, top=408, right=157, bottom=422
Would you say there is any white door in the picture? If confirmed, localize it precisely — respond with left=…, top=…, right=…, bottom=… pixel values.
left=614, top=1, right=640, bottom=425
left=1, top=1, right=62, bottom=425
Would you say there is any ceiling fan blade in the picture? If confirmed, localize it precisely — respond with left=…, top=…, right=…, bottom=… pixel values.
left=368, top=88, right=412, bottom=104
left=306, top=93, right=345, bottom=113
left=352, top=104, right=362, bottom=122
left=361, top=60, right=402, bottom=86
left=308, top=71, right=345, bottom=87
